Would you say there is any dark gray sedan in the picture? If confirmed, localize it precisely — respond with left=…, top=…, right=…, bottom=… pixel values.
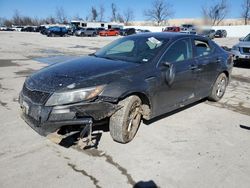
left=19, top=33, right=233, bottom=143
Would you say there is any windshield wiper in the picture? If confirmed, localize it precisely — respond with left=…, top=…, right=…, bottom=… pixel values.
left=89, top=53, right=97, bottom=57
left=99, top=56, right=120, bottom=61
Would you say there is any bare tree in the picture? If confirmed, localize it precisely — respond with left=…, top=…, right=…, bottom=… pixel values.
left=32, top=17, right=41, bottom=26
left=202, top=0, right=229, bottom=26
left=117, top=13, right=124, bottom=23
left=241, top=0, right=250, bottom=25
left=144, top=0, right=173, bottom=25
left=43, top=16, right=56, bottom=24
left=91, top=6, right=98, bottom=21
left=123, top=8, right=134, bottom=25
left=22, top=16, right=33, bottom=25
left=0, top=17, right=6, bottom=26
left=55, top=7, right=68, bottom=24
left=99, top=4, right=105, bottom=22
left=3, top=19, right=13, bottom=27
left=84, top=15, right=89, bottom=21
left=72, top=14, right=82, bottom=20
left=111, top=3, right=117, bottom=22
left=12, top=9, right=22, bottom=26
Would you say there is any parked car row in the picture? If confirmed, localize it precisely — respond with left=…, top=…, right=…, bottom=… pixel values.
left=0, top=25, right=50, bottom=32
left=45, top=26, right=150, bottom=37
left=163, top=24, right=227, bottom=39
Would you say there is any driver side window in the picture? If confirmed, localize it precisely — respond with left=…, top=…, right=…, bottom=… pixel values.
left=161, top=38, right=192, bottom=63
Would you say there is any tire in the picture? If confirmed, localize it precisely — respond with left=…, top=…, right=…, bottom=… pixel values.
left=208, top=73, right=228, bottom=102
left=110, top=96, right=142, bottom=143
left=234, top=60, right=240, bottom=67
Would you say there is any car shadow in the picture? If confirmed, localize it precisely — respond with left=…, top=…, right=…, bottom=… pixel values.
left=134, top=180, right=158, bottom=188
left=234, top=61, right=250, bottom=69
left=58, top=121, right=109, bottom=149
left=57, top=99, right=207, bottom=149
left=239, top=124, right=250, bottom=130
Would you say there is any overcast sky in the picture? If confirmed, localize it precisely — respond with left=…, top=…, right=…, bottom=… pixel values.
left=0, top=0, right=243, bottom=21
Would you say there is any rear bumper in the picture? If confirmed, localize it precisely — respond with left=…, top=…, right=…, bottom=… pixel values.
left=19, top=94, right=120, bottom=136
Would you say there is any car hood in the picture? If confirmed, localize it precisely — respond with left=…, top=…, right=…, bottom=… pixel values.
left=238, top=41, right=250, bottom=47
left=26, top=56, right=140, bottom=92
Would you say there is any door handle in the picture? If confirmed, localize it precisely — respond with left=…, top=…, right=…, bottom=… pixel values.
left=216, top=58, right=221, bottom=63
left=189, top=65, right=198, bottom=70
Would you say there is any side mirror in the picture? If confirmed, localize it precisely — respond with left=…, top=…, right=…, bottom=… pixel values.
left=162, top=62, right=175, bottom=85
left=163, top=61, right=172, bottom=68
left=239, top=37, right=244, bottom=41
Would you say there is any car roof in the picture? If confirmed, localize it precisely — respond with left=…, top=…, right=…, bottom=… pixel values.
left=126, top=32, right=195, bottom=40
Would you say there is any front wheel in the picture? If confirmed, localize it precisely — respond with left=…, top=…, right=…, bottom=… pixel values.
left=109, top=96, right=142, bottom=143
left=208, top=73, right=228, bottom=102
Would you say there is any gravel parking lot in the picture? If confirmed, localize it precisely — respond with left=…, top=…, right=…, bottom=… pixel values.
left=0, top=31, right=250, bottom=188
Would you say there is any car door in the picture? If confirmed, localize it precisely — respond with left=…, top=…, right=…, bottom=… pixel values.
left=154, top=37, right=198, bottom=114
left=56, top=27, right=61, bottom=35
left=192, top=37, right=219, bottom=97
left=109, top=30, right=114, bottom=36
left=86, top=28, right=92, bottom=35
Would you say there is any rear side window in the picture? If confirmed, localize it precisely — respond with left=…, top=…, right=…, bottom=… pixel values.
left=62, top=28, right=67, bottom=32
left=194, top=40, right=212, bottom=57
left=53, top=27, right=60, bottom=32
left=161, top=38, right=193, bottom=63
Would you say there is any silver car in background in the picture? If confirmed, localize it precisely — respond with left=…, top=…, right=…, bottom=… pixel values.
left=231, top=33, right=250, bottom=63
left=75, top=27, right=97, bottom=37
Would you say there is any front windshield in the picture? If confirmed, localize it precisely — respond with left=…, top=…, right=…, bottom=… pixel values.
left=95, top=36, right=168, bottom=63
left=244, top=34, right=250, bottom=41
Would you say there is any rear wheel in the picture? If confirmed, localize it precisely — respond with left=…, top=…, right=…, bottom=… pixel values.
left=110, top=96, right=142, bottom=143
left=208, top=73, right=228, bottom=102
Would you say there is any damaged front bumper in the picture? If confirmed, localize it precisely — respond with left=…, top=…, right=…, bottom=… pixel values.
left=19, top=94, right=120, bottom=136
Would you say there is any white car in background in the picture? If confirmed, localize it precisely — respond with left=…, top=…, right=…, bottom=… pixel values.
left=12, top=26, right=24, bottom=32
left=231, top=33, right=250, bottom=63
left=0, top=25, right=7, bottom=31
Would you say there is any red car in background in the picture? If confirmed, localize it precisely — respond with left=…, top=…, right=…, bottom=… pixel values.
left=99, top=29, right=119, bottom=36
left=163, top=26, right=180, bottom=32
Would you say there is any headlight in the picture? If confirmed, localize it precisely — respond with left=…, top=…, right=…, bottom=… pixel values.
left=45, top=85, right=105, bottom=106
left=232, top=45, right=239, bottom=51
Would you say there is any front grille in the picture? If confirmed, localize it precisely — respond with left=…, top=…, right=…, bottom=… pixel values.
left=22, top=84, right=51, bottom=105
left=242, top=47, right=250, bottom=54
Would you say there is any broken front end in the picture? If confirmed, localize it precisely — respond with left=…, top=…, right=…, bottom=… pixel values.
left=19, top=83, right=121, bottom=136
